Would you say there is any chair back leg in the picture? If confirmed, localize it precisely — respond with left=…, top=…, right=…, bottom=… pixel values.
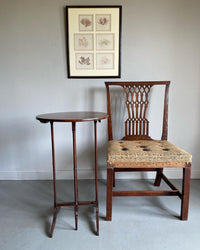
left=154, top=168, right=163, bottom=186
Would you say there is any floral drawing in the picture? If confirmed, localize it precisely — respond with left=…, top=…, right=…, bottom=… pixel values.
left=79, top=37, right=88, bottom=47
left=79, top=56, right=91, bottom=65
left=96, top=34, right=114, bottom=50
left=76, top=53, right=94, bottom=69
left=96, top=53, right=114, bottom=69
left=98, top=17, right=109, bottom=25
left=74, top=34, right=93, bottom=50
left=99, top=39, right=110, bottom=46
left=79, top=15, right=93, bottom=31
left=100, top=56, right=110, bottom=65
left=80, top=18, right=92, bottom=27
left=96, top=14, right=111, bottom=31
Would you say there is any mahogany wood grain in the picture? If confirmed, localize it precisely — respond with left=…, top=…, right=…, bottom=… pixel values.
left=106, top=84, right=113, bottom=140
left=161, top=173, right=182, bottom=198
left=154, top=168, right=163, bottom=186
left=94, top=120, right=99, bottom=235
left=181, top=163, right=191, bottom=220
left=113, top=190, right=180, bottom=197
left=36, top=111, right=108, bottom=123
left=50, top=122, right=57, bottom=209
left=50, top=207, right=60, bottom=238
left=49, top=122, right=58, bottom=238
left=114, top=168, right=159, bottom=172
left=106, top=167, right=113, bottom=221
left=72, top=122, right=78, bottom=230
left=161, top=83, right=170, bottom=140
left=57, top=201, right=97, bottom=207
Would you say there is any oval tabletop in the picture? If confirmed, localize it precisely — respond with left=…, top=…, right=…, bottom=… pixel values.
left=36, top=111, right=108, bottom=123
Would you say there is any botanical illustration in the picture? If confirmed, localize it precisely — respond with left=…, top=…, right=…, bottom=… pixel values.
left=96, top=53, right=114, bottom=69
left=76, top=53, right=94, bottom=69
left=96, top=34, right=114, bottom=50
left=74, top=34, right=94, bottom=50
left=96, top=14, right=111, bottom=31
left=79, top=15, right=93, bottom=31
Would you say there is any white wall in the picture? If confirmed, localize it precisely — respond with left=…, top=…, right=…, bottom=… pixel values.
left=0, top=0, right=200, bottom=180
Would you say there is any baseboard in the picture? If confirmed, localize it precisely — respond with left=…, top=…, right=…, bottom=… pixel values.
left=0, top=169, right=200, bottom=180
left=0, top=170, right=96, bottom=180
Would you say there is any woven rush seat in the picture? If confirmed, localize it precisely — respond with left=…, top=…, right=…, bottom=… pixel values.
left=108, top=140, right=192, bottom=167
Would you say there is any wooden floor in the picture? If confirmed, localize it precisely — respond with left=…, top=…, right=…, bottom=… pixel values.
left=0, top=179, right=200, bottom=250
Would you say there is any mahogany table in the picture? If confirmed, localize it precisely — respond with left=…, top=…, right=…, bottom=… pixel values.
left=36, top=112, right=108, bottom=237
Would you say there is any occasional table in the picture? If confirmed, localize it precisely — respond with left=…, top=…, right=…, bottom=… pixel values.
left=36, top=112, right=108, bottom=237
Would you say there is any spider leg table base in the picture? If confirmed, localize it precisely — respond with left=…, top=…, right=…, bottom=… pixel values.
left=50, top=201, right=99, bottom=237
left=36, top=112, right=108, bottom=237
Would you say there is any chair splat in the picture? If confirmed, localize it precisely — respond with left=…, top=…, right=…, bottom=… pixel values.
left=123, top=84, right=152, bottom=140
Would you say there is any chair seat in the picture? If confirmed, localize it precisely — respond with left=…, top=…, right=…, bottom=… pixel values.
left=107, top=140, right=192, bottom=168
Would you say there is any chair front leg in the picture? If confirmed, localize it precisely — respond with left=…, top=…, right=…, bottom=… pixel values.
left=106, top=166, right=113, bottom=221
left=113, top=169, right=115, bottom=187
left=181, top=163, right=191, bottom=220
left=154, top=168, right=163, bottom=186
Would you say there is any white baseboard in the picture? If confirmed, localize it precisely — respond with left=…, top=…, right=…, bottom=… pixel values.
left=0, top=169, right=200, bottom=180
left=0, top=170, right=95, bottom=180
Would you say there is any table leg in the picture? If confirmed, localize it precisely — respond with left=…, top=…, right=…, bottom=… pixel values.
left=94, top=120, right=99, bottom=236
left=50, top=122, right=60, bottom=237
left=72, top=122, right=78, bottom=230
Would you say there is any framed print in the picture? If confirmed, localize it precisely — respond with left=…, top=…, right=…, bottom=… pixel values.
left=74, top=34, right=94, bottom=50
left=66, top=6, right=122, bottom=78
left=79, top=15, right=93, bottom=31
left=96, top=34, right=114, bottom=51
left=96, top=14, right=111, bottom=31
left=96, top=53, right=114, bottom=69
left=76, top=53, right=94, bottom=69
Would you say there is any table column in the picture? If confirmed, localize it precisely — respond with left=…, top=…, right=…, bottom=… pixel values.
left=72, top=122, right=78, bottom=230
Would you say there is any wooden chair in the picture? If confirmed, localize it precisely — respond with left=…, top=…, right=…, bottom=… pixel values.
left=105, top=81, right=192, bottom=221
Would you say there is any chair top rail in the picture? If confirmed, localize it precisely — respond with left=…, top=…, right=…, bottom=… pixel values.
left=105, top=81, right=170, bottom=86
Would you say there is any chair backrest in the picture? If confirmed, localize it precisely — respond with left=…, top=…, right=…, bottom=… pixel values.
left=105, top=81, right=170, bottom=141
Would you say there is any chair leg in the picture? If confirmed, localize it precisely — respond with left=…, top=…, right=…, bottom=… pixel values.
left=181, top=163, right=191, bottom=220
left=113, top=169, right=115, bottom=187
left=154, top=168, right=163, bottom=186
left=106, top=166, right=113, bottom=221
